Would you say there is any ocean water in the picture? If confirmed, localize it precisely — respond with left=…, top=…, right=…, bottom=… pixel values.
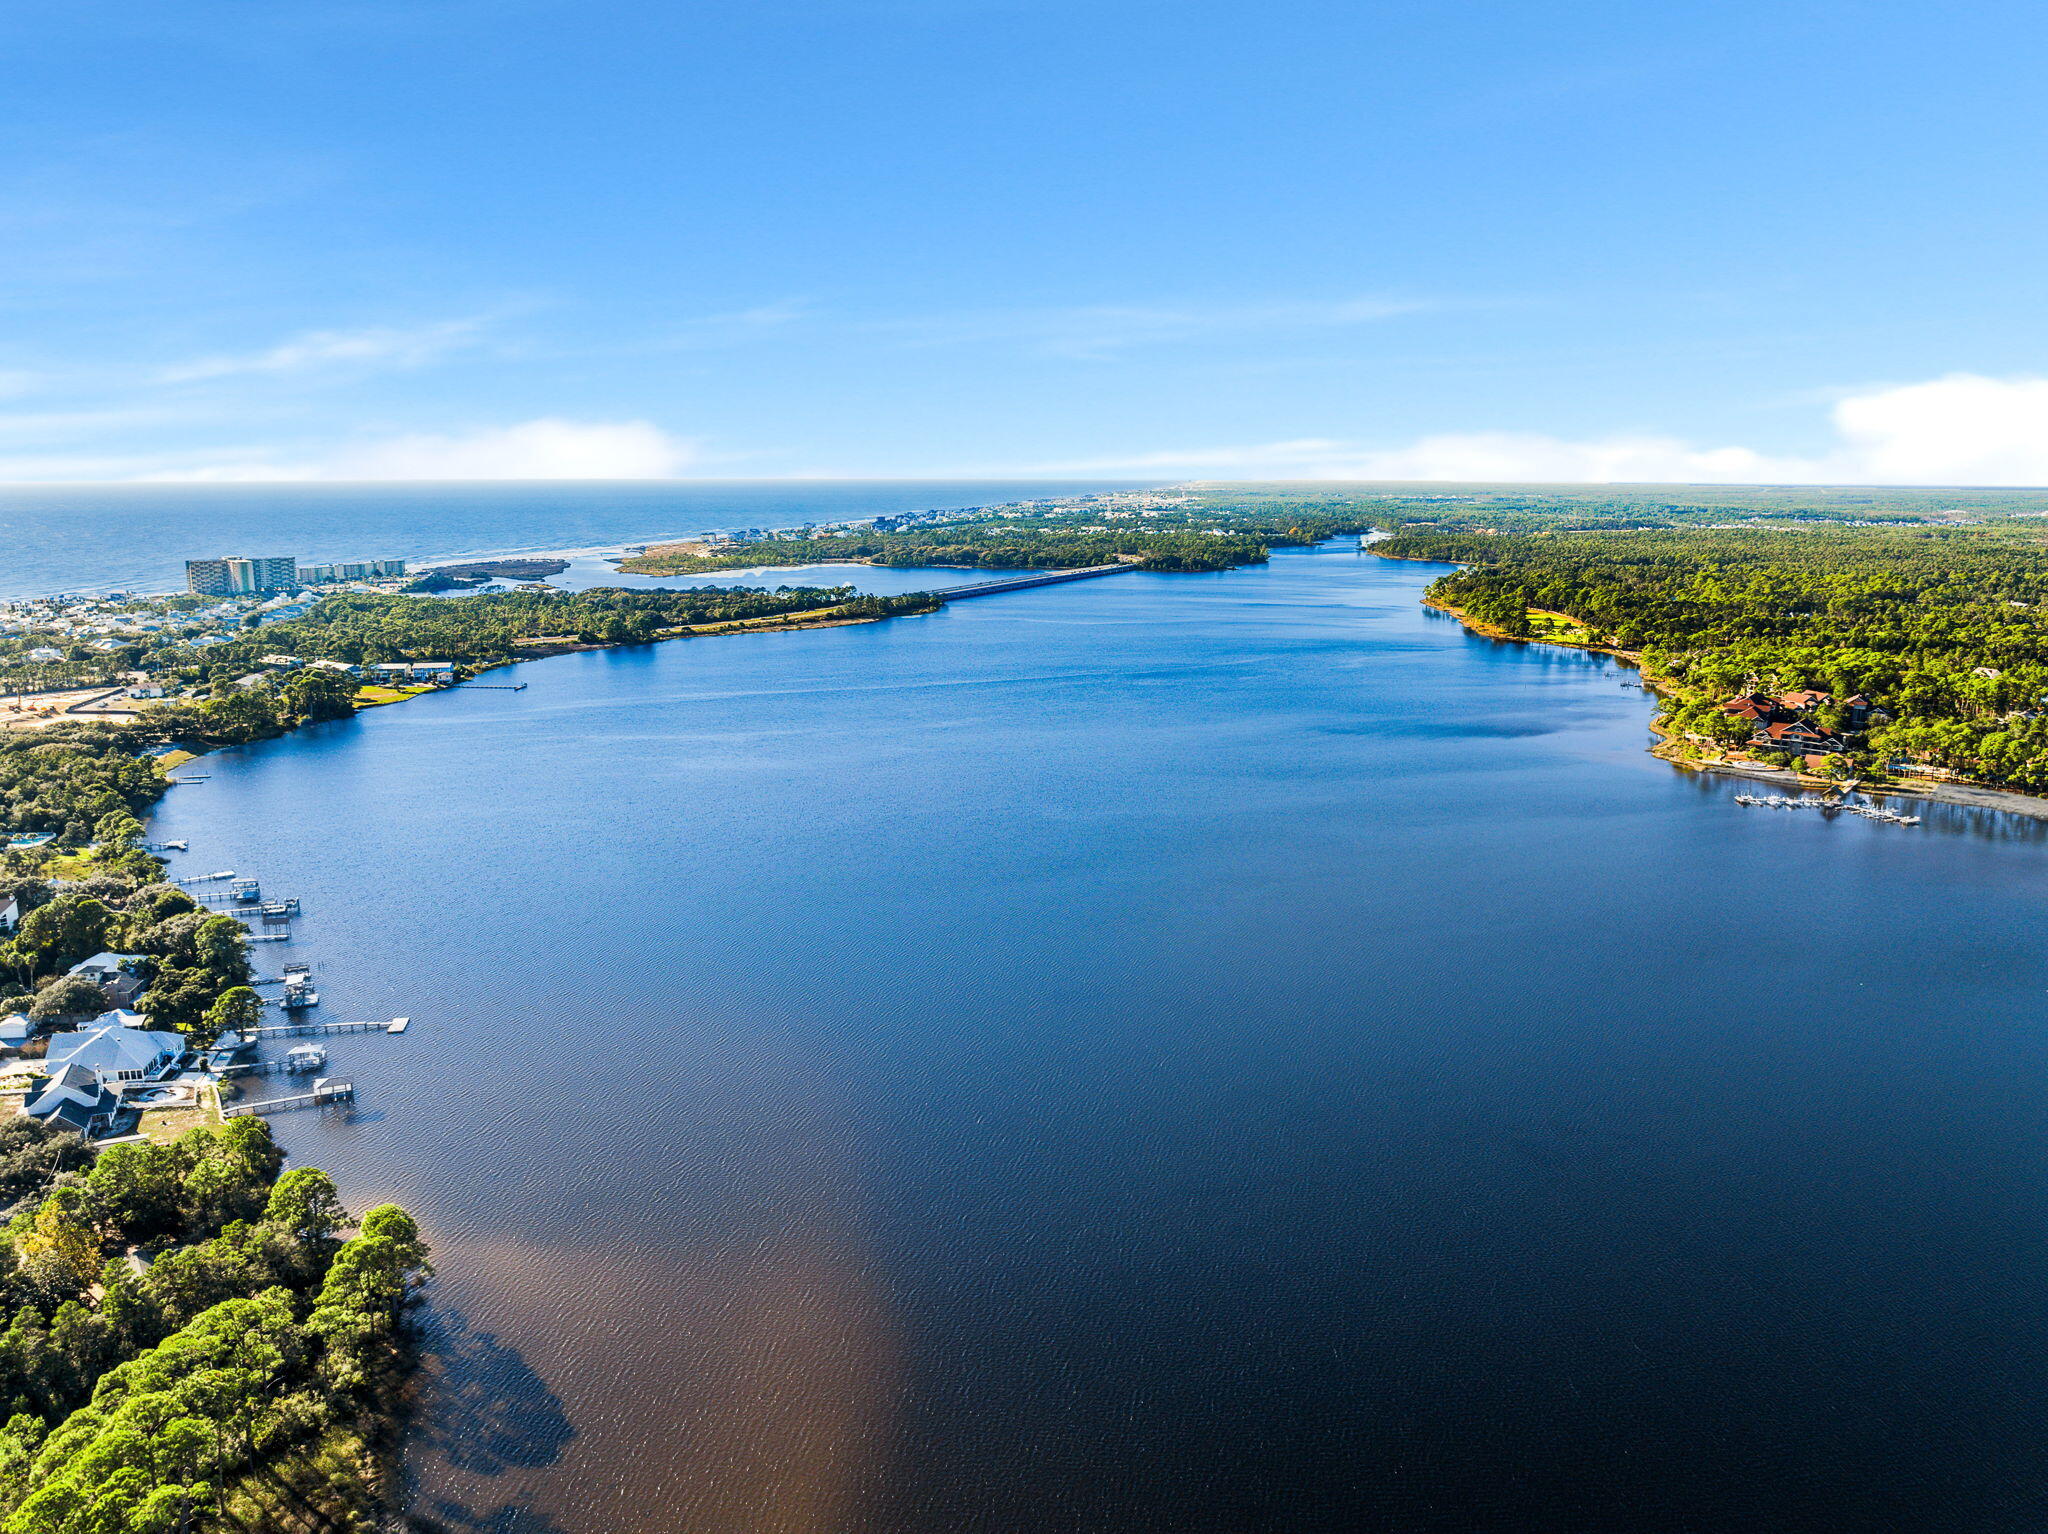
left=136, top=535, right=2048, bottom=1533
left=0, top=480, right=1136, bottom=599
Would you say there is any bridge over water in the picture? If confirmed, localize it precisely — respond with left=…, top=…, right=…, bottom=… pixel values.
left=932, top=563, right=1138, bottom=602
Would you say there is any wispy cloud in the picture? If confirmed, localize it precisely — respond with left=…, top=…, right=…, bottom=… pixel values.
left=156, top=317, right=488, bottom=383
left=871, top=296, right=1427, bottom=360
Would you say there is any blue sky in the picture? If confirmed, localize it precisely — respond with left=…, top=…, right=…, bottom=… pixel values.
left=5, top=0, right=2048, bottom=483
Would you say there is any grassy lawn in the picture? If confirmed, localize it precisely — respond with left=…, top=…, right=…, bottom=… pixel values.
left=155, top=748, right=199, bottom=771
left=352, top=683, right=434, bottom=707
left=1526, top=609, right=1595, bottom=641
left=39, top=849, right=96, bottom=879
left=136, top=1083, right=222, bottom=1142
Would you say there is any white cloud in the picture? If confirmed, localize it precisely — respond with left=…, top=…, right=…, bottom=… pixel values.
left=157, top=318, right=485, bottom=383
left=1828, top=374, right=2048, bottom=485
left=327, top=418, right=694, bottom=480
left=144, top=418, right=699, bottom=482
left=1036, top=374, right=2048, bottom=485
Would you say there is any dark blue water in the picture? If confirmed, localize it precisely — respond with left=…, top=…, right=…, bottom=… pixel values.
left=0, top=480, right=1135, bottom=598
left=144, top=540, right=2048, bottom=1534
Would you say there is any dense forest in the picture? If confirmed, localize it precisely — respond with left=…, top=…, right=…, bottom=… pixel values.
left=190, top=585, right=938, bottom=676
left=1197, top=480, right=2048, bottom=529
left=618, top=506, right=1372, bottom=576
left=1375, top=522, right=2048, bottom=789
left=0, top=1116, right=426, bottom=1531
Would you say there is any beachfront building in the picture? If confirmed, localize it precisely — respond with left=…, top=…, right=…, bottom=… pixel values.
left=186, top=556, right=297, bottom=597
left=296, top=558, right=405, bottom=583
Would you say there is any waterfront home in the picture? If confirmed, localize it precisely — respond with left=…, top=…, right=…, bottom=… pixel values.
left=308, top=658, right=361, bottom=677
left=42, top=1023, right=185, bottom=1082
left=22, top=1062, right=124, bottom=1138
left=372, top=659, right=457, bottom=681
left=66, top=952, right=149, bottom=1008
left=1717, top=692, right=1778, bottom=725
left=1757, top=719, right=1841, bottom=756
left=1777, top=688, right=1830, bottom=712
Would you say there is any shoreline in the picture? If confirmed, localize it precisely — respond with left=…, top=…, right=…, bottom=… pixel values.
left=1403, top=572, right=2048, bottom=822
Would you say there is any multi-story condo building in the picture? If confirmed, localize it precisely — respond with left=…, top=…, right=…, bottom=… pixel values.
left=184, top=556, right=298, bottom=596
left=295, top=559, right=407, bottom=584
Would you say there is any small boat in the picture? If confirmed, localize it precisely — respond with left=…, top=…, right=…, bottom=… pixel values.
left=283, top=1043, right=327, bottom=1073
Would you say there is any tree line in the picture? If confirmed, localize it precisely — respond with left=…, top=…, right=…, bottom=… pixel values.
left=1376, top=522, right=2048, bottom=788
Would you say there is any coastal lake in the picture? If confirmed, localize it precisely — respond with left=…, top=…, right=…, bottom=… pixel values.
left=147, top=537, right=2048, bottom=1533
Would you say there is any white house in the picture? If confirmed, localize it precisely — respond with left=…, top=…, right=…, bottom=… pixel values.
left=42, top=1024, right=185, bottom=1082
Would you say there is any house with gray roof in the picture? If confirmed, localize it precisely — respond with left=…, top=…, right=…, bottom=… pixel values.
left=65, top=952, right=148, bottom=1008
left=23, top=1062, right=125, bottom=1138
left=42, top=1024, right=185, bottom=1083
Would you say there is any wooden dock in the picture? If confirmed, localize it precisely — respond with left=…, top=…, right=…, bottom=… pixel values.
left=222, top=1079, right=354, bottom=1116
left=249, top=1016, right=408, bottom=1038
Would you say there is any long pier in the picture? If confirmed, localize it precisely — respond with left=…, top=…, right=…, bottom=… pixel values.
left=222, top=1079, right=354, bottom=1116
left=249, top=1016, right=409, bottom=1038
left=934, top=564, right=1137, bottom=602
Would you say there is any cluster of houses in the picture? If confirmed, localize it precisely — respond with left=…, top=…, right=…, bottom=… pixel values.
left=1714, top=689, right=1888, bottom=767
left=224, top=655, right=457, bottom=691
left=0, top=952, right=246, bottom=1140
